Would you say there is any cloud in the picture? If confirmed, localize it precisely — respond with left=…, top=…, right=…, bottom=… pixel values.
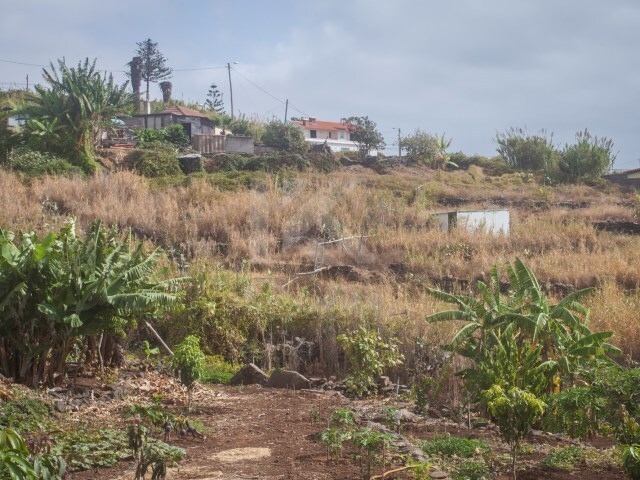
left=1, top=0, right=639, bottom=165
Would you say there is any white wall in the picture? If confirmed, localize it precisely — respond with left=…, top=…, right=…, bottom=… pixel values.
left=437, top=210, right=510, bottom=236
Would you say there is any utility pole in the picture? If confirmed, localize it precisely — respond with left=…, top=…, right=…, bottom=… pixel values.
left=25, top=74, right=29, bottom=92
left=227, top=62, right=235, bottom=120
left=397, top=128, right=401, bottom=159
left=284, top=99, right=288, bottom=123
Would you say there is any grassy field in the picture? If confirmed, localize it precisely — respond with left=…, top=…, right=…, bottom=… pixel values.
left=1, top=164, right=639, bottom=367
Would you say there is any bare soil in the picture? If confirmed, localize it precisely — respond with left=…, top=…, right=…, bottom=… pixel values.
left=68, top=384, right=625, bottom=480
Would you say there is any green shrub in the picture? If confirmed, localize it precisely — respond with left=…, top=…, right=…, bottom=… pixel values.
left=541, top=445, right=586, bottom=470
left=200, top=355, right=238, bottom=384
left=421, top=434, right=489, bottom=458
left=622, top=444, right=640, bottom=480
left=337, top=326, right=404, bottom=397
left=162, top=124, right=189, bottom=147
left=128, top=148, right=182, bottom=177
left=7, top=147, right=80, bottom=176
left=0, top=391, right=53, bottom=432
left=453, top=461, right=490, bottom=480
left=172, top=335, right=205, bottom=391
left=261, top=120, right=308, bottom=154
left=134, top=124, right=189, bottom=148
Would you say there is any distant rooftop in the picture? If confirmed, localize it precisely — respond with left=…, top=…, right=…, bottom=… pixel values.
left=292, top=119, right=353, bottom=132
left=160, top=105, right=209, bottom=119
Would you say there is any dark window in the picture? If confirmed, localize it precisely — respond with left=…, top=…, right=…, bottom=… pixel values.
left=310, top=130, right=317, bottom=138
left=328, top=132, right=332, bottom=139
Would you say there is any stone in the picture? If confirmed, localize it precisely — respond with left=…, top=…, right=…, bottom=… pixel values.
left=54, top=400, right=68, bottom=413
left=229, top=363, right=269, bottom=386
left=266, top=370, right=311, bottom=390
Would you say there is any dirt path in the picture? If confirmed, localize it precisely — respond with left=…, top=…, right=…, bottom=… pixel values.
left=72, top=385, right=363, bottom=480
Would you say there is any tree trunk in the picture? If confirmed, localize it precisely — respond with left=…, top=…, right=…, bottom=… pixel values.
left=511, top=444, right=518, bottom=480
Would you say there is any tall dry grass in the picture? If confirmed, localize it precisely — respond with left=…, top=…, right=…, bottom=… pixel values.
left=1, top=168, right=639, bottom=358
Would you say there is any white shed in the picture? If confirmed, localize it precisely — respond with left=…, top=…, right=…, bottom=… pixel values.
left=436, top=209, right=510, bottom=236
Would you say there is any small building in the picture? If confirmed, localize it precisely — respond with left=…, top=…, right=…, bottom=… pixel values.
left=124, top=105, right=220, bottom=141
left=291, top=118, right=364, bottom=153
left=604, top=166, right=640, bottom=188
left=436, top=209, right=510, bottom=236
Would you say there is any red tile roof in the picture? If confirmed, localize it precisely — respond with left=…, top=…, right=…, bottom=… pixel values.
left=292, top=119, right=353, bottom=132
left=161, top=105, right=209, bottom=118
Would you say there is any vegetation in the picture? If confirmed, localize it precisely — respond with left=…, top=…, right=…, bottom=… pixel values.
left=0, top=219, right=183, bottom=386
left=171, top=335, right=205, bottom=410
left=129, top=38, right=173, bottom=103
left=337, top=326, right=404, bottom=397
left=559, top=129, right=617, bottom=181
left=495, top=127, right=557, bottom=173
left=205, top=83, right=224, bottom=113
left=421, top=434, right=489, bottom=458
left=128, top=146, right=182, bottom=177
left=19, top=58, right=132, bottom=173
left=342, top=116, right=385, bottom=161
left=261, top=120, right=308, bottom=154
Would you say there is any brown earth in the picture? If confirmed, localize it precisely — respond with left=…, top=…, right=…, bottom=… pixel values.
left=68, top=383, right=625, bottom=480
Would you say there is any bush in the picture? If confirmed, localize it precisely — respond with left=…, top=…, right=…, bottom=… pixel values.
left=421, top=434, right=489, bottom=458
left=7, top=147, right=80, bottom=176
left=128, top=147, right=182, bottom=177
left=261, top=121, right=307, bottom=154
left=495, top=127, right=558, bottom=172
left=337, top=326, right=404, bottom=397
left=200, top=355, right=238, bottom=384
left=134, top=124, right=189, bottom=148
left=557, top=129, right=616, bottom=182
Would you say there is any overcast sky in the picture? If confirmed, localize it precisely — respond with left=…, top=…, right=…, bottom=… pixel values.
left=2, top=0, right=639, bottom=167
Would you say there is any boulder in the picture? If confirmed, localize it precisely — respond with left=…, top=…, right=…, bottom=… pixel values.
left=229, top=363, right=269, bottom=386
left=266, top=369, right=311, bottom=390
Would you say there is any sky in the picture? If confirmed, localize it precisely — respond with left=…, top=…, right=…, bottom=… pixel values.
left=1, top=0, right=639, bottom=168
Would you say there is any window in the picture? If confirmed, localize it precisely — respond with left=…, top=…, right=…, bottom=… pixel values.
left=310, top=130, right=317, bottom=138
left=339, top=132, right=345, bottom=139
left=328, top=132, right=332, bottom=139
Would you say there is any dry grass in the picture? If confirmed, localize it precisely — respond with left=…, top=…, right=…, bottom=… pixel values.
left=1, top=167, right=639, bottom=358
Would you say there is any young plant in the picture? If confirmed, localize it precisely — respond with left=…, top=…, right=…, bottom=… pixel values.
left=337, top=326, right=404, bottom=397
left=351, top=428, right=393, bottom=480
left=143, top=340, right=161, bottom=361
left=482, top=385, right=546, bottom=480
left=171, top=335, right=205, bottom=411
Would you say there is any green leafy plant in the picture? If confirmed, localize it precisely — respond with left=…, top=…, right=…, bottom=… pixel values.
left=622, top=444, right=640, bottom=480
left=142, top=340, right=161, bottom=361
left=0, top=219, right=184, bottom=387
left=351, top=428, right=393, bottom=480
left=128, top=147, right=182, bottom=177
left=453, top=461, right=490, bottom=480
left=411, top=374, right=435, bottom=415
left=337, top=326, right=404, bottom=397
left=171, top=335, right=205, bottom=411
left=7, top=147, right=79, bottom=177
left=421, top=434, right=489, bottom=458
left=482, top=385, right=546, bottom=480
left=541, top=445, right=586, bottom=471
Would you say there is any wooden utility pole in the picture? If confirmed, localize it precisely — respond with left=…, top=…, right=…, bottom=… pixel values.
left=284, top=99, right=289, bottom=123
left=397, top=128, right=401, bottom=159
left=227, top=62, right=235, bottom=120
left=25, top=74, right=29, bottom=91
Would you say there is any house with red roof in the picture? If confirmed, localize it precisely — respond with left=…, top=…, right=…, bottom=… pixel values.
left=291, top=118, right=363, bottom=153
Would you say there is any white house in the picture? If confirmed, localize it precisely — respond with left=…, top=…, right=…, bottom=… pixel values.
left=291, top=118, right=361, bottom=153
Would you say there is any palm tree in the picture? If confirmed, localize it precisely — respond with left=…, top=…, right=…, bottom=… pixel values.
left=23, top=58, right=132, bottom=173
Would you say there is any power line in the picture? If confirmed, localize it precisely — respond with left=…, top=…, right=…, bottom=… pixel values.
left=0, top=59, right=46, bottom=68
left=230, top=66, right=309, bottom=118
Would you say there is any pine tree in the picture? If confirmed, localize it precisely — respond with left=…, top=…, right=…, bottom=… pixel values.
left=205, top=83, right=224, bottom=113
left=128, top=38, right=172, bottom=103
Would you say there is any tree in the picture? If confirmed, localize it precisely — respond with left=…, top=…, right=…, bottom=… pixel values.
left=129, top=39, right=173, bottom=103
left=558, top=129, right=617, bottom=182
left=205, top=83, right=224, bottom=113
left=401, top=129, right=439, bottom=165
left=495, top=127, right=558, bottom=173
left=483, top=385, right=546, bottom=479
left=261, top=120, right=307, bottom=154
left=22, top=58, right=132, bottom=173
left=342, top=116, right=385, bottom=161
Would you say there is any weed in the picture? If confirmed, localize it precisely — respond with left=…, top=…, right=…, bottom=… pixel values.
left=421, top=434, right=490, bottom=458
left=453, top=460, right=490, bottom=480
left=200, top=355, right=239, bottom=384
left=541, top=445, right=586, bottom=470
